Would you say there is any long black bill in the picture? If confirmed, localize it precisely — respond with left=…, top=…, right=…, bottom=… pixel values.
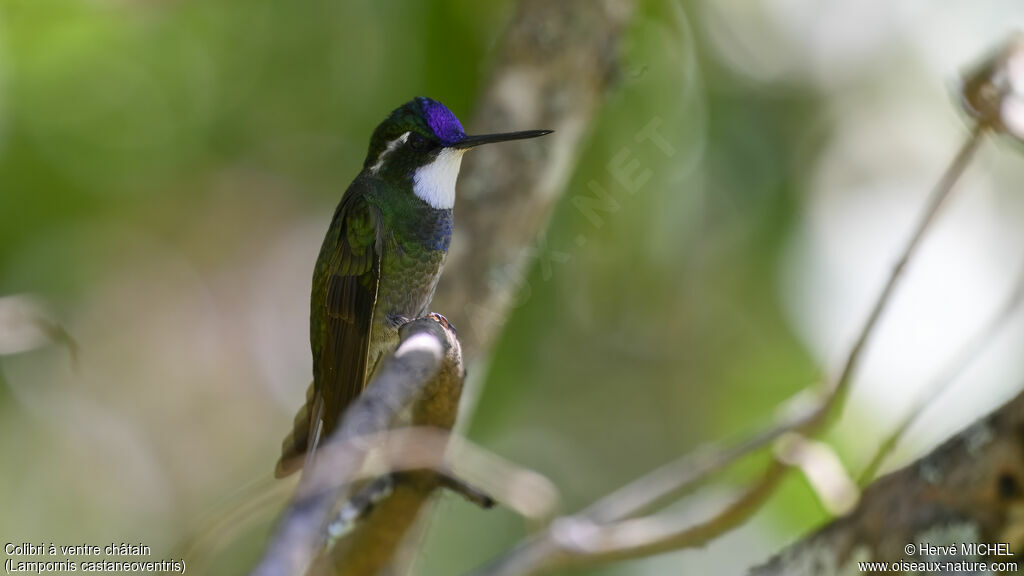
left=450, top=129, right=553, bottom=149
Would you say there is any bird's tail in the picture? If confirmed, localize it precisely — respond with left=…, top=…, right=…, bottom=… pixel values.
left=274, top=381, right=321, bottom=478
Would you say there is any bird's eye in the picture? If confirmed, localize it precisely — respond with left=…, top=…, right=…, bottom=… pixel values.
left=409, top=133, right=431, bottom=151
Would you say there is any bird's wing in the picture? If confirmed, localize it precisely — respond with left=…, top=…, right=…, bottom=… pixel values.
left=318, top=185, right=381, bottom=433
left=275, top=180, right=381, bottom=478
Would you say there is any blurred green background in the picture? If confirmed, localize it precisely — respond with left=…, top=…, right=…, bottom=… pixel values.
left=3, top=0, right=1024, bottom=574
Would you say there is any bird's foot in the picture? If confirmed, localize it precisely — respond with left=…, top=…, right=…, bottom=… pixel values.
left=426, top=312, right=457, bottom=336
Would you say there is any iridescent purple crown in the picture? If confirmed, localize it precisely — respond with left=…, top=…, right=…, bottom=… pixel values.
left=417, top=97, right=466, bottom=146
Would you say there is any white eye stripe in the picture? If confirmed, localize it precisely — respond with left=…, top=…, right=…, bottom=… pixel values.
left=369, top=131, right=410, bottom=174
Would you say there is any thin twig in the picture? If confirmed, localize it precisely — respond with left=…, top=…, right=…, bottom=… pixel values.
left=560, top=461, right=787, bottom=566
left=315, top=428, right=560, bottom=576
left=466, top=124, right=988, bottom=576
left=581, top=122, right=989, bottom=526
left=591, top=123, right=987, bottom=522
left=320, top=427, right=561, bottom=529
left=812, top=122, right=989, bottom=421
left=579, top=395, right=820, bottom=524
left=857, top=258, right=1024, bottom=484
left=753, top=387, right=1024, bottom=575
left=469, top=33, right=1023, bottom=575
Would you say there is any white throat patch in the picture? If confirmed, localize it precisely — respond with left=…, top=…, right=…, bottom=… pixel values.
left=369, top=131, right=410, bottom=174
left=412, top=148, right=465, bottom=209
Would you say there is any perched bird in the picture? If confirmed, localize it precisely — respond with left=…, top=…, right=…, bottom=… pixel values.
left=275, top=97, right=551, bottom=477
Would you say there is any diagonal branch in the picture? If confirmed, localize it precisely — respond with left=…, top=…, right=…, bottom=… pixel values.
left=312, top=427, right=561, bottom=576
left=858, top=259, right=1024, bottom=485
left=463, top=29, right=1024, bottom=574
left=432, top=0, right=636, bottom=364
left=250, top=1, right=639, bottom=572
left=250, top=316, right=459, bottom=576
left=314, top=313, right=467, bottom=576
left=571, top=116, right=988, bottom=531
left=752, top=387, right=1024, bottom=576
left=466, top=122, right=988, bottom=576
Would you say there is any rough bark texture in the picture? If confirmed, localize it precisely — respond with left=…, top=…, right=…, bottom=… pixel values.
left=316, top=317, right=466, bottom=576
left=752, top=389, right=1024, bottom=575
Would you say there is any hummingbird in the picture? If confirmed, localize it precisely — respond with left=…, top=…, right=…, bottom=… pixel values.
left=275, top=97, right=551, bottom=477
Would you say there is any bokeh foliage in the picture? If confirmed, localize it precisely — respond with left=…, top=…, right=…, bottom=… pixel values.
left=4, top=0, right=1015, bottom=575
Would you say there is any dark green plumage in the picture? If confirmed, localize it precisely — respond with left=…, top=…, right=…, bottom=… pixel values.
left=275, top=173, right=451, bottom=477
left=275, top=97, right=550, bottom=477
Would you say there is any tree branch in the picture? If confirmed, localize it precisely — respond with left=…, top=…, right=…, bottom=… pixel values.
left=432, top=0, right=635, bottom=363
left=464, top=122, right=988, bottom=576
left=858, top=259, right=1024, bottom=485
left=247, top=19, right=1024, bottom=576
left=464, top=29, right=1024, bottom=576
left=752, top=388, right=1024, bottom=575
left=250, top=316, right=460, bottom=576
left=314, top=314, right=466, bottom=576
left=248, top=2, right=637, bottom=572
